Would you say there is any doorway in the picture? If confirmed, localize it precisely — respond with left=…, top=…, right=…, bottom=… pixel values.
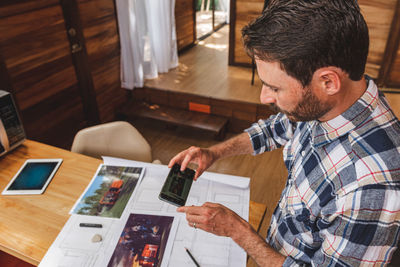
left=195, top=0, right=229, bottom=40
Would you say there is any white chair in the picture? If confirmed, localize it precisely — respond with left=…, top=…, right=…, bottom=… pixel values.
left=71, top=121, right=160, bottom=163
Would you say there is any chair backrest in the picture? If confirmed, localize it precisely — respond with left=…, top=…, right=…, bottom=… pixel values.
left=71, top=121, right=153, bottom=163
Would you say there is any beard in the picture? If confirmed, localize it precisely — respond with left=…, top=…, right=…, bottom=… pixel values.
left=270, top=87, right=333, bottom=122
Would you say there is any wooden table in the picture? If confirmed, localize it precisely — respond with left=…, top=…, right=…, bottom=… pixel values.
left=0, top=140, right=102, bottom=266
left=0, top=140, right=266, bottom=266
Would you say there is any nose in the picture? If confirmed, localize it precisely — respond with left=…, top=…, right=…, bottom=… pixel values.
left=260, top=86, right=276, bottom=105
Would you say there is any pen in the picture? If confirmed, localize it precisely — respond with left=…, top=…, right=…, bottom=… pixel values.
left=185, top=247, right=200, bottom=267
left=79, top=223, right=103, bottom=228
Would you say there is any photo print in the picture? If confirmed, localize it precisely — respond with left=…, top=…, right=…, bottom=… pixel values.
left=71, top=165, right=144, bottom=218
left=107, top=213, right=174, bottom=267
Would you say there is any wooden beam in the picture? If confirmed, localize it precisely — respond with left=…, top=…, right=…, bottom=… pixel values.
left=59, top=0, right=100, bottom=125
left=228, top=0, right=236, bottom=66
left=377, top=0, right=400, bottom=87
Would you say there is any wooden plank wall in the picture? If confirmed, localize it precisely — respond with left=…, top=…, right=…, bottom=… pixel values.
left=0, top=0, right=126, bottom=149
left=389, top=50, right=400, bottom=87
left=359, top=0, right=398, bottom=78
left=386, top=1, right=400, bottom=88
left=77, top=0, right=125, bottom=122
left=229, top=0, right=400, bottom=89
left=175, top=0, right=196, bottom=51
left=231, top=0, right=263, bottom=66
left=0, top=0, right=88, bottom=148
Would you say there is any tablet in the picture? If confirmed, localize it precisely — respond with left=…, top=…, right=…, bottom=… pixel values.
left=2, top=159, right=62, bottom=195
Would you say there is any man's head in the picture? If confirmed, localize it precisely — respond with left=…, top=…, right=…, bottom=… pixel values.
left=242, top=0, right=369, bottom=121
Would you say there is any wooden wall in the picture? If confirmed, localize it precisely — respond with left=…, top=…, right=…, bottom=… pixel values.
left=389, top=49, right=400, bottom=87
left=381, top=0, right=400, bottom=88
left=0, top=0, right=126, bottom=149
left=175, top=0, right=196, bottom=51
left=229, top=0, right=263, bottom=66
left=0, top=0, right=88, bottom=148
left=229, top=0, right=400, bottom=89
left=77, top=0, right=125, bottom=122
left=359, top=0, right=398, bottom=79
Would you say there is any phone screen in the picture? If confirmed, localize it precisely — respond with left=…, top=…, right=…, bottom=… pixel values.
left=159, top=164, right=195, bottom=207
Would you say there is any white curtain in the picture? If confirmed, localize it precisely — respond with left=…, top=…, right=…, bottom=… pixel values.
left=116, top=0, right=179, bottom=89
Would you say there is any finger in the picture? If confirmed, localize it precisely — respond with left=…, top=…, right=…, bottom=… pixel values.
left=168, top=153, right=183, bottom=168
left=193, top=165, right=205, bottom=180
left=180, top=148, right=198, bottom=171
left=176, top=205, right=204, bottom=214
left=203, top=202, right=221, bottom=208
left=176, top=206, right=186, bottom=213
left=167, top=158, right=175, bottom=168
left=188, top=220, right=215, bottom=234
left=193, top=171, right=200, bottom=181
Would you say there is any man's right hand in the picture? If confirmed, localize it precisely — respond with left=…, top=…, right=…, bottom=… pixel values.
left=168, top=146, right=218, bottom=180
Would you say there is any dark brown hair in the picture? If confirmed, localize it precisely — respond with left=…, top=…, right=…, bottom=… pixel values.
left=242, top=0, right=369, bottom=86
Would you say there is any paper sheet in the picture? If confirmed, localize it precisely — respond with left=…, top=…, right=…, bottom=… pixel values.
left=40, top=157, right=250, bottom=267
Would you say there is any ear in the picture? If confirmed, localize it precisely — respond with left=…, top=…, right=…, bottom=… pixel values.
left=314, top=68, right=341, bottom=96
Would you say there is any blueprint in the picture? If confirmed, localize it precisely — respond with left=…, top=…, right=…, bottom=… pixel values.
left=39, top=157, right=250, bottom=267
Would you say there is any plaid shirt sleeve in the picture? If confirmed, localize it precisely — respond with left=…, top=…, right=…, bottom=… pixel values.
left=245, top=113, right=296, bottom=155
left=283, top=185, right=400, bottom=267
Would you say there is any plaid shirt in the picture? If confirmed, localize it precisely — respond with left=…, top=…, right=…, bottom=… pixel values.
left=245, top=78, right=400, bottom=266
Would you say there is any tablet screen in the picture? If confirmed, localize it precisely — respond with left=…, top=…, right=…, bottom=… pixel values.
left=8, top=162, right=59, bottom=190
left=2, top=159, right=62, bottom=195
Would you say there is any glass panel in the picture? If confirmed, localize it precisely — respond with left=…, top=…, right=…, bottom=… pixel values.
left=196, top=0, right=213, bottom=39
left=213, top=0, right=228, bottom=29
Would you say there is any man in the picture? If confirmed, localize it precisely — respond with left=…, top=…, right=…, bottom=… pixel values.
left=168, top=0, right=400, bottom=266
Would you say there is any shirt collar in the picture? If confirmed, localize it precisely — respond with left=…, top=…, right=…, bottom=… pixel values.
left=312, top=77, right=379, bottom=147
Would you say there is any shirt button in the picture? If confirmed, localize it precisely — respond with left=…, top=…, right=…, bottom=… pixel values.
left=301, top=151, right=305, bottom=157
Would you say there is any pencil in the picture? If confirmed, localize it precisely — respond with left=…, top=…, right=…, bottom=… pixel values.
left=185, top=247, right=200, bottom=267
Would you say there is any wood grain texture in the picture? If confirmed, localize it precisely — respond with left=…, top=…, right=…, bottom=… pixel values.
left=145, top=26, right=263, bottom=104
left=0, top=250, right=34, bottom=267
left=385, top=93, right=400, bottom=118
left=385, top=1, right=400, bottom=87
left=249, top=200, right=267, bottom=232
left=77, top=0, right=125, bottom=123
left=389, top=49, right=400, bottom=86
left=0, top=140, right=102, bottom=265
left=0, top=2, right=88, bottom=148
left=141, top=25, right=275, bottom=133
left=175, top=0, right=195, bottom=50
left=359, top=0, right=398, bottom=78
left=233, top=0, right=263, bottom=65
left=0, top=0, right=59, bottom=18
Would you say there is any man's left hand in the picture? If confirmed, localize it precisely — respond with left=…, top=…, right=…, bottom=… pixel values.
left=176, top=202, right=244, bottom=237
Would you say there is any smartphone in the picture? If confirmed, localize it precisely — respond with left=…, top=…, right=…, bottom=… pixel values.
left=158, top=163, right=195, bottom=207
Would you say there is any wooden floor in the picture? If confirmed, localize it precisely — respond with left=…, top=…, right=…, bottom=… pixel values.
left=144, top=24, right=400, bottom=118
left=145, top=25, right=263, bottom=104
left=385, top=93, right=400, bottom=118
